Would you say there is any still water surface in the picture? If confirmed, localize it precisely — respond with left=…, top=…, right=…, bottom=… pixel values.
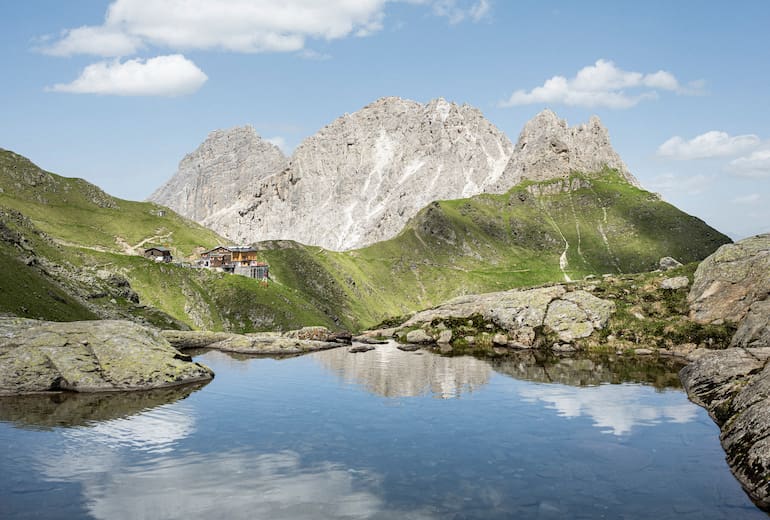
left=0, top=344, right=766, bottom=519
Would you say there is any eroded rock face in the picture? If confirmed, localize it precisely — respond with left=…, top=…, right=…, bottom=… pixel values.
left=0, top=318, right=213, bottom=395
left=152, top=97, right=513, bottom=251
left=680, top=347, right=770, bottom=508
left=688, top=233, right=770, bottom=324
left=497, top=110, right=641, bottom=190
left=219, top=97, right=514, bottom=250
left=149, top=126, right=288, bottom=223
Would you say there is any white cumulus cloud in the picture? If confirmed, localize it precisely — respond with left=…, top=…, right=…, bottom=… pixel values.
left=657, top=131, right=760, bottom=159
left=42, top=0, right=492, bottom=58
left=729, top=149, right=770, bottom=179
left=48, top=54, right=207, bottom=96
left=43, top=0, right=390, bottom=56
left=500, top=59, right=697, bottom=109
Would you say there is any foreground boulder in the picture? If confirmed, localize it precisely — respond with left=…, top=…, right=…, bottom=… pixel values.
left=680, top=347, right=770, bottom=509
left=163, top=326, right=351, bottom=356
left=688, top=233, right=770, bottom=324
left=386, top=285, right=614, bottom=348
left=0, top=318, right=213, bottom=395
left=680, top=233, right=770, bottom=509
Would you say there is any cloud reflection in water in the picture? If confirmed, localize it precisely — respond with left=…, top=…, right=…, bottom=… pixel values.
left=518, top=383, right=698, bottom=435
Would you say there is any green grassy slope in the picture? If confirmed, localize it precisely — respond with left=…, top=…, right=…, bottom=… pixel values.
left=0, top=149, right=730, bottom=333
left=0, top=149, right=343, bottom=331
left=0, top=149, right=223, bottom=258
left=258, top=169, right=730, bottom=329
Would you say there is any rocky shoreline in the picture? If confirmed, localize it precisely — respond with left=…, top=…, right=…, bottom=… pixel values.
left=163, top=326, right=352, bottom=355
left=0, top=318, right=213, bottom=395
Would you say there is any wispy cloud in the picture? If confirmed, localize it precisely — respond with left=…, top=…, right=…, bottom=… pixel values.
left=47, top=55, right=207, bottom=96
left=728, top=148, right=770, bottom=178
left=500, top=59, right=701, bottom=109
left=430, top=0, right=491, bottom=24
left=730, top=193, right=761, bottom=205
left=647, top=173, right=715, bottom=196
left=657, top=131, right=760, bottom=159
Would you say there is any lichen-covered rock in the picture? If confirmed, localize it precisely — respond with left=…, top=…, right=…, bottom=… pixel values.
left=731, top=300, right=770, bottom=348
left=405, top=329, right=434, bottom=344
left=396, top=286, right=614, bottom=347
left=437, top=329, right=453, bottom=344
left=679, top=347, right=770, bottom=508
left=660, top=276, right=689, bottom=290
left=400, top=285, right=566, bottom=338
left=0, top=318, right=213, bottom=395
left=543, top=291, right=615, bottom=342
left=688, top=234, right=770, bottom=324
left=659, top=257, right=683, bottom=271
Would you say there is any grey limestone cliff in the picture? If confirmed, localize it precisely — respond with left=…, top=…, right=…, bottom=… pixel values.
left=150, top=101, right=643, bottom=251
left=497, top=109, right=641, bottom=189
left=216, top=97, right=514, bottom=250
left=149, top=125, right=288, bottom=223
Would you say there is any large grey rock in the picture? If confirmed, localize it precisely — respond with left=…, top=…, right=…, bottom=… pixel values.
left=659, top=256, right=683, bottom=271
left=397, top=286, right=614, bottom=347
left=543, top=291, right=615, bottom=342
left=680, top=347, right=770, bottom=508
left=688, top=234, right=770, bottom=324
left=496, top=110, right=641, bottom=190
left=405, top=329, right=434, bottom=345
left=0, top=318, right=213, bottom=395
left=731, top=300, right=770, bottom=348
left=660, top=276, right=689, bottom=290
left=149, top=126, right=288, bottom=223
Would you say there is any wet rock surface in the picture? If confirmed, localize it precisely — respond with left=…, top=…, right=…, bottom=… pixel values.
left=0, top=318, right=213, bottom=395
left=680, top=347, right=770, bottom=509
left=680, top=234, right=770, bottom=509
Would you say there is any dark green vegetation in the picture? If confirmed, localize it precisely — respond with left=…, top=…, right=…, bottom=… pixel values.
left=0, top=149, right=730, bottom=332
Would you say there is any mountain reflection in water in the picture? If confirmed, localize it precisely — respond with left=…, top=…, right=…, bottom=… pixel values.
left=310, top=342, right=491, bottom=398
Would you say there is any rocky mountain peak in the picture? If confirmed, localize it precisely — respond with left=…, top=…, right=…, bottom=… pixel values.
left=500, top=110, right=641, bottom=188
left=197, top=96, right=515, bottom=250
left=149, top=125, right=288, bottom=223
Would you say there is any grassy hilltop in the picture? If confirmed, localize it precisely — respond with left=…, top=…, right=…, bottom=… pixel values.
left=0, top=149, right=730, bottom=332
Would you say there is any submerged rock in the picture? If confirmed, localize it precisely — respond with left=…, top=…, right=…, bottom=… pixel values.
left=0, top=318, right=213, bottom=395
left=349, top=344, right=375, bottom=353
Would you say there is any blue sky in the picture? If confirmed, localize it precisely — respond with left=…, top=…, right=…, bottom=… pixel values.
left=1, top=1, right=768, bottom=238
